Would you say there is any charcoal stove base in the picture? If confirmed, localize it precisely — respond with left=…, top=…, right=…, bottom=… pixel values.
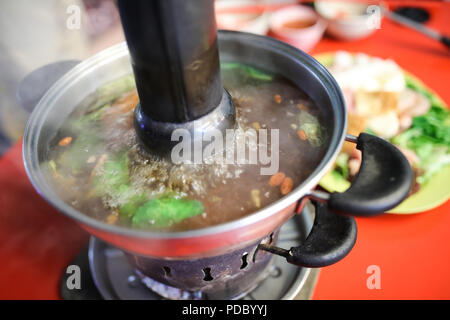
left=61, top=205, right=319, bottom=300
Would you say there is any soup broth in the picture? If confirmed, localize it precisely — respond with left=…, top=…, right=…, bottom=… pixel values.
left=44, top=63, right=328, bottom=231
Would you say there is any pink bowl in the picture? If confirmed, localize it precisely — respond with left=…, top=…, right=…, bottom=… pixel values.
left=269, top=5, right=327, bottom=52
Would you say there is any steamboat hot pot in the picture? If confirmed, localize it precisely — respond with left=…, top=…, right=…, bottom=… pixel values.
left=23, top=31, right=413, bottom=299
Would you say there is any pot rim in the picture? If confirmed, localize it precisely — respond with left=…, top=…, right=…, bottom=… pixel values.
left=23, top=31, right=347, bottom=241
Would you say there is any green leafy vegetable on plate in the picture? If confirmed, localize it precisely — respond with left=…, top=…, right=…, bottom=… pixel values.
left=393, top=106, right=450, bottom=185
left=315, top=52, right=450, bottom=214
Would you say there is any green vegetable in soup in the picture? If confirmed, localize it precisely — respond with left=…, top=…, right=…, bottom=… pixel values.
left=58, top=130, right=101, bottom=174
left=99, top=152, right=130, bottom=190
left=93, top=152, right=146, bottom=209
left=86, top=75, right=136, bottom=113
left=70, top=76, right=137, bottom=134
left=118, top=191, right=149, bottom=219
left=92, top=152, right=204, bottom=227
left=221, top=62, right=273, bottom=81
left=71, top=103, right=110, bottom=132
left=48, top=160, right=57, bottom=173
left=298, top=111, right=325, bottom=147
left=132, top=195, right=204, bottom=228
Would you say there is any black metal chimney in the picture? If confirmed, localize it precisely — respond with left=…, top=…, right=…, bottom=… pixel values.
left=117, top=0, right=235, bottom=154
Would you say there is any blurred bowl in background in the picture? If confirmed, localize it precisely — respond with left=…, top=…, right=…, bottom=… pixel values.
left=269, top=5, right=327, bottom=52
left=315, top=0, right=380, bottom=41
left=215, top=0, right=269, bottom=35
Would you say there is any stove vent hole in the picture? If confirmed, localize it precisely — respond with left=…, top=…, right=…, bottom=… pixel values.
left=240, top=253, right=248, bottom=269
left=202, top=268, right=213, bottom=281
left=163, top=266, right=172, bottom=277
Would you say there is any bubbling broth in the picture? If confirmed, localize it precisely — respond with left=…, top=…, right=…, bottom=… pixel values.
left=44, top=63, right=328, bottom=231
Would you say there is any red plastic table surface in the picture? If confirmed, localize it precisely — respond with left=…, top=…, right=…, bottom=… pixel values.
left=309, top=2, right=450, bottom=300
left=0, top=3, right=449, bottom=300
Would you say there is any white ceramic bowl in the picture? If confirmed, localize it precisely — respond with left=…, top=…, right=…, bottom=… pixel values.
left=215, top=0, right=269, bottom=35
left=315, top=0, right=380, bottom=40
left=269, top=5, right=327, bottom=52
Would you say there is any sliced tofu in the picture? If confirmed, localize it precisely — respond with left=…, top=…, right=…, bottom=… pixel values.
left=367, top=110, right=400, bottom=138
left=342, top=113, right=368, bottom=155
left=354, top=90, right=398, bottom=117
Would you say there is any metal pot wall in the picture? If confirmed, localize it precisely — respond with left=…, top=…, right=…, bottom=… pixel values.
left=23, top=31, right=413, bottom=267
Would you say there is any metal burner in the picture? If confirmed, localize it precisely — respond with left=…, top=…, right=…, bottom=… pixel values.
left=81, top=205, right=319, bottom=300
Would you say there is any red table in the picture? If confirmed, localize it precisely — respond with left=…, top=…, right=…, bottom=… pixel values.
left=309, top=1, right=450, bottom=299
left=0, top=2, right=449, bottom=300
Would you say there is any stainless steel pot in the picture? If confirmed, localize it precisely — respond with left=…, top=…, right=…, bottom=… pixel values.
left=23, top=31, right=413, bottom=267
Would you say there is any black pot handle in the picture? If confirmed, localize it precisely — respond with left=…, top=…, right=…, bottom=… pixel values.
left=259, top=200, right=357, bottom=267
left=258, top=133, right=412, bottom=267
left=327, top=133, right=414, bottom=216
